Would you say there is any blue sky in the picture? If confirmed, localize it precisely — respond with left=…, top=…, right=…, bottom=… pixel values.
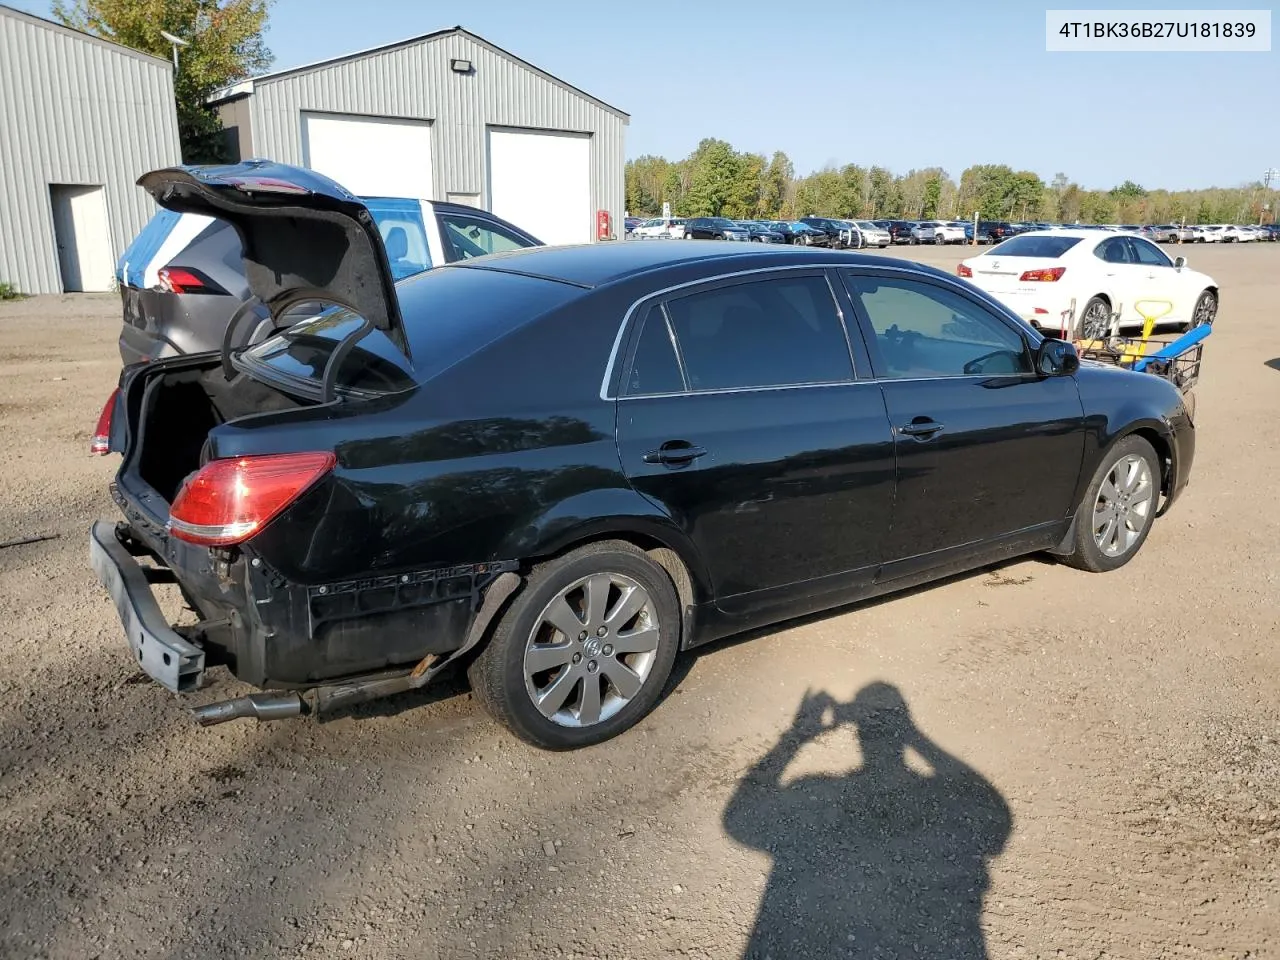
left=20, top=0, right=1278, bottom=189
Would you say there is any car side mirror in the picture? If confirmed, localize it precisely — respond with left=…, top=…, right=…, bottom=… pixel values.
left=1173, top=255, right=1187, bottom=269
left=1036, top=337, right=1079, bottom=377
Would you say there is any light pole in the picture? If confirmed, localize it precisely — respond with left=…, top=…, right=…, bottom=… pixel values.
left=1264, top=168, right=1279, bottom=225
left=160, top=30, right=188, bottom=71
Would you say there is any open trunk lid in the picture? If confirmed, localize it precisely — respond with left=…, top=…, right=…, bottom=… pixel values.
left=136, top=161, right=403, bottom=338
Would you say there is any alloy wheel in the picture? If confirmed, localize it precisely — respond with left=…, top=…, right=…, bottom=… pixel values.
left=1081, top=300, right=1111, bottom=339
left=1192, top=293, right=1217, bottom=327
left=523, top=573, right=661, bottom=728
left=1092, top=454, right=1154, bottom=558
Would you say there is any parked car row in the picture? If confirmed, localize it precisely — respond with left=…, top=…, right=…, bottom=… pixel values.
left=628, top=216, right=892, bottom=249
left=1148, top=223, right=1276, bottom=243
left=630, top=216, right=1280, bottom=246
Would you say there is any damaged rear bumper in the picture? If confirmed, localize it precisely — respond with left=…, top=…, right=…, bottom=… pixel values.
left=90, top=520, right=206, bottom=692
left=88, top=519, right=522, bottom=726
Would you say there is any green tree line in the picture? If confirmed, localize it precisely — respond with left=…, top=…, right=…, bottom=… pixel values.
left=627, top=139, right=1277, bottom=225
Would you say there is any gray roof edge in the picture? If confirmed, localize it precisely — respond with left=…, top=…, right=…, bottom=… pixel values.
left=0, top=3, right=174, bottom=68
left=206, top=25, right=629, bottom=121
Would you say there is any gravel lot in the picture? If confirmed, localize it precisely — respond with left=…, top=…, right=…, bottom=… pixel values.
left=1, top=243, right=1277, bottom=959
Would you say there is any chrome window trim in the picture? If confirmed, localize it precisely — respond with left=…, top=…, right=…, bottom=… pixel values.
left=659, top=302, right=691, bottom=393
left=598, top=262, right=1043, bottom=401
left=619, top=379, right=885, bottom=402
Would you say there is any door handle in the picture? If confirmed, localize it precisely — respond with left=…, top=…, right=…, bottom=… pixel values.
left=643, top=441, right=708, bottom=465
left=898, top=419, right=944, bottom=438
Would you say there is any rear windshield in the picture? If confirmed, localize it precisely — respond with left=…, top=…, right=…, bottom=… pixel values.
left=987, top=235, right=1083, bottom=258
left=242, top=311, right=417, bottom=394
left=240, top=265, right=579, bottom=395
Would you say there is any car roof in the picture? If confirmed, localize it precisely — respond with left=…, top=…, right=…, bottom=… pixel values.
left=445, top=241, right=944, bottom=289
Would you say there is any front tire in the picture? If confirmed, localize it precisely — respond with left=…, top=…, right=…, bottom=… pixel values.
left=1061, top=435, right=1160, bottom=573
left=467, top=541, right=681, bottom=750
left=1186, top=289, right=1217, bottom=331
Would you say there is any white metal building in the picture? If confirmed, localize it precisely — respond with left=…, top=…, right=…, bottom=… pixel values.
left=0, top=5, right=181, bottom=294
left=210, top=27, right=628, bottom=246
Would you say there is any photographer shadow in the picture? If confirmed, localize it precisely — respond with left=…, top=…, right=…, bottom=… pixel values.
left=723, top=683, right=1012, bottom=959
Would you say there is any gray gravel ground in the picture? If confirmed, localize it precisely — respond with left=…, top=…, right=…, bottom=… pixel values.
left=0, top=243, right=1277, bottom=959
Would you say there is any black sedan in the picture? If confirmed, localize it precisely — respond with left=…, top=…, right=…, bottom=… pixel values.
left=683, top=217, right=751, bottom=241
left=90, top=162, right=1196, bottom=750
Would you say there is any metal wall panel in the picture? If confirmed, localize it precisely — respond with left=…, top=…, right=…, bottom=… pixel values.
left=243, top=32, right=627, bottom=241
left=0, top=8, right=181, bottom=293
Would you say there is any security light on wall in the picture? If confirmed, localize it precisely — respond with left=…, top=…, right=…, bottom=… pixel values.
left=450, top=58, right=473, bottom=74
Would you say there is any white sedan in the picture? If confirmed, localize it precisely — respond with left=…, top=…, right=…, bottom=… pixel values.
left=957, top=229, right=1219, bottom=338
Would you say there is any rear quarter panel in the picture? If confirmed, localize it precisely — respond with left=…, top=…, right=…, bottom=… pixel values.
left=232, top=291, right=707, bottom=590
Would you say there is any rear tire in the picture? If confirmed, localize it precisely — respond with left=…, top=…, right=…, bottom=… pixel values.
left=1061, top=435, right=1160, bottom=573
left=1079, top=296, right=1112, bottom=340
left=467, top=541, right=681, bottom=750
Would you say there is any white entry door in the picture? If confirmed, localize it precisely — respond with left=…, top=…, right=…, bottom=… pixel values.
left=301, top=113, right=434, bottom=199
left=49, top=184, right=114, bottom=292
left=487, top=128, right=591, bottom=245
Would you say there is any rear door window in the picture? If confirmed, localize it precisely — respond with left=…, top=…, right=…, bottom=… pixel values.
left=1095, top=237, right=1133, bottom=263
left=661, top=274, right=853, bottom=391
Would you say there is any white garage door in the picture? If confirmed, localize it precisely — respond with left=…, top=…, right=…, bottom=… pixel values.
left=487, top=129, right=591, bottom=245
left=301, top=113, right=434, bottom=198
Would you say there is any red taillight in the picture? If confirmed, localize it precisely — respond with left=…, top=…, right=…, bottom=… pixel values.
left=90, top=388, right=120, bottom=455
left=1019, top=267, right=1066, bottom=282
left=157, top=267, right=206, bottom=294
left=167, top=452, right=336, bottom=547
left=957, top=263, right=973, bottom=278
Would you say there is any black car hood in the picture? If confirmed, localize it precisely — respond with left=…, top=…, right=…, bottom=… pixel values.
left=137, top=160, right=402, bottom=334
